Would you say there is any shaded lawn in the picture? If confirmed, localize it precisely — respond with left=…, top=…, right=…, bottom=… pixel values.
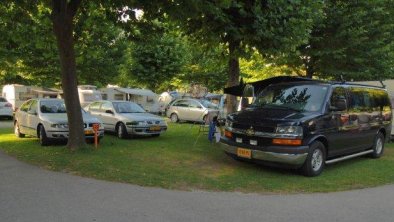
left=0, top=122, right=393, bottom=193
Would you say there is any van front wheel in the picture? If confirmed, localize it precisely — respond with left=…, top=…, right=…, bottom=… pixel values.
left=301, top=141, right=326, bottom=177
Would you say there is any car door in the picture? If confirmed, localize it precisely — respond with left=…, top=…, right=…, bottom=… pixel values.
left=99, top=101, right=117, bottom=131
left=348, top=87, right=377, bottom=150
left=324, top=87, right=359, bottom=157
left=172, top=100, right=189, bottom=120
left=16, top=100, right=32, bottom=135
left=187, top=100, right=205, bottom=121
left=26, top=100, right=40, bottom=136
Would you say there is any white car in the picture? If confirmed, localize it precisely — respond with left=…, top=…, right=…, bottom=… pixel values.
left=85, top=100, right=167, bottom=139
left=14, top=98, right=104, bottom=146
left=0, top=97, right=13, bottom=119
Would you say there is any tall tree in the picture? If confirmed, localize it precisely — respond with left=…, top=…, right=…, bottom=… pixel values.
left=282, top=0, right=394, bottom=80
left=51, top=0, right=85, bottom=150
left=141, top=0, right=323, bottom=112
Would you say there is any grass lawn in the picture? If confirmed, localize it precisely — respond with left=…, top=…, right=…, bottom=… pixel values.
left=1, top=122, right=394, bottom=193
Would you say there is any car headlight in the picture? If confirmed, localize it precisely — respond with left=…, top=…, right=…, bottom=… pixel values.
left=51, top=123, right=69, bottom=129
left=275, top=126, right=303, bottom=137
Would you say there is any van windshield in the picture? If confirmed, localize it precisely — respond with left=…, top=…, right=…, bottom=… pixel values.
left=252, top=84, right=328, bottom=112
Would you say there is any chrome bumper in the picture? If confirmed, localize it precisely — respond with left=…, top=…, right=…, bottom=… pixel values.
left=219, top=142, right=308, bottom=166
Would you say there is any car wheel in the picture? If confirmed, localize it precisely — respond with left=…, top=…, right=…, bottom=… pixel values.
left=170, top=113, right=179, bottom=123
left=370, top=132, right=385, bottom=158
left=301, top=141, right=326, bottom=177
left=38, top=125, right=50, bottom=146
left=116, top=122, right=128, bottom=139
left=14, top=121, right=25, bottom=138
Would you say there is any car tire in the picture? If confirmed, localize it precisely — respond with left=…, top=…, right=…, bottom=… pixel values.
left=38, top=125, right=50, bottom=146
left=170, top=113, right=179, bottom=123
left=14, top=121, right=25, bottom=138
left=116, top=122, right=129, bottom=139
left=369, top=132, right=385, bottom=158
left=301, top=141, right=326, bottom=177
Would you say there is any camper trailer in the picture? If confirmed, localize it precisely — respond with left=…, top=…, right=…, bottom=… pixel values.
left=2, top=84, right=62, bottom=111
left=78, top=85, right=102, bottom=108
left=100, top=86, right=160, bottom=114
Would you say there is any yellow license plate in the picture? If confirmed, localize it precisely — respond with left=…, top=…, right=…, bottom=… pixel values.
left=237, top=148, right=252, bottom=159
left=149, top=126, right=161, bottom=131
left=84, top=130, right=93, bottom=135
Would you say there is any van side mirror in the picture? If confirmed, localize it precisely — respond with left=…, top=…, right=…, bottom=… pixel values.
left=330, top=99, right=347, bottom=111
left=105, top=109, right=114, bottom=114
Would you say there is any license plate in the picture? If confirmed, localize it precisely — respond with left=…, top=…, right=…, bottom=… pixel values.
left=84, top=130, right=93, bottom=135
left=237, top=148, right=252, bottom=159
left=149, top=126, right=161, bottom=131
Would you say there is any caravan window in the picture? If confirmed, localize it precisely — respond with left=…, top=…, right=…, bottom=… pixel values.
left=114, top=94, right=124, bottom=100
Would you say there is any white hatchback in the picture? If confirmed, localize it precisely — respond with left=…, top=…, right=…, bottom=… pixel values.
left=14, top=98, right=104, bottom=146
left=0, top=97, right=13, bottom=119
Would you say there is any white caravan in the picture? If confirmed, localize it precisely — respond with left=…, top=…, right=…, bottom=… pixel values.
left=2, top=84, right=62, bottom=111
left=78, top=85, right=102, bottom=108
left=100, top=86, right=160, bottom=114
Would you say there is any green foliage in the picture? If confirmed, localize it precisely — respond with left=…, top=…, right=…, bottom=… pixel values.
left=126, top=31, right=188, bottom=91
left=281, top=0, right=394, bottom=80
left=0, top=1, right=128, bottom=88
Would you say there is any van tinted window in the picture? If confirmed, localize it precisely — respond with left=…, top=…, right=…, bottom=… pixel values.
left=253, top=84, right=328, bottom=112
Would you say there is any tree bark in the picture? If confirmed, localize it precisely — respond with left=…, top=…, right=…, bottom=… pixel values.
left=225, top=40, right=240, bottom=114
left=52, top=0, right=85, bottom=150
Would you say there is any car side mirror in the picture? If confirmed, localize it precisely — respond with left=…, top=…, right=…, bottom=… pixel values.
left=330, top=99, right=347, bottom=111
left=105, top=109, right=114, bottom=114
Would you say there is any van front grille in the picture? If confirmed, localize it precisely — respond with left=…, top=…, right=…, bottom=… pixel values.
left=232, top=123, right=275, bottom=133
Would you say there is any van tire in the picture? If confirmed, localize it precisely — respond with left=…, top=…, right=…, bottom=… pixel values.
left=38, top=125, right=50, bottom=146
left=170, top=113, right=179, bottom=123
left=116, top=122, right=128, bottom=139
left=369, top=132, right=385, bottom=158
left=14, top=121, right=25, bottom=138
left=301, top=141, right=326, bottom=177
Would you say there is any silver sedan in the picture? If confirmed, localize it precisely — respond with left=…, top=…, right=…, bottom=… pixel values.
left=85, top=100, right=167, bottom=139
left=14, top=98, right=104, bottom=146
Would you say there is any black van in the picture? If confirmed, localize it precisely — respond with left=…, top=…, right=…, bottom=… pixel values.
left=220, top=77, right=392, bottom=176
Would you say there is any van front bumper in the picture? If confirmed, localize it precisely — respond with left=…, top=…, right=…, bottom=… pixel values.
left=220, top=137, right=309, bottom=167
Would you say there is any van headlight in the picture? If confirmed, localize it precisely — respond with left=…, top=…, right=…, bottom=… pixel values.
left=275, top=126, right=303, bottom=137
left=51, top=123, right=69, bottom=129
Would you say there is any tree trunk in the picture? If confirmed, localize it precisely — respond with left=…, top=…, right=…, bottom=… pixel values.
left=225, top=40, right=240, bottom=114
left=52, top=0, right=85, bottom=150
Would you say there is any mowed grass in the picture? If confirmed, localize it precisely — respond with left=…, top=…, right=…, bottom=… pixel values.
left=1, top=121, right=394, bottom=193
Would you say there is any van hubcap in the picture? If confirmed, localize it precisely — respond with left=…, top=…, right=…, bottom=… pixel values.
left=311, top=149, right=323, bottom=171
left=376, top=137, right=383, bottom=154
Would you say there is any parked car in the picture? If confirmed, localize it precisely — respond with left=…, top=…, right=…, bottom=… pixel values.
left=166, top=98, right=219, bottom=123
left=0, top=96, right=13, bottom=119
left=85, top=100, right=167, bottom=138
left=220, top=77, right=392, bottom=176
left=14, top=98, right=104, bottom=146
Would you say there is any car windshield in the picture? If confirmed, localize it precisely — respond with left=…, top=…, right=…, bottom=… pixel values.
left=252, top=84, right=328, bottom=112
left=200, top=100, right=218, bottom=109
left=40, top=100, right=67, bottom=113
left=113, top=102, right=146, bottom=113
